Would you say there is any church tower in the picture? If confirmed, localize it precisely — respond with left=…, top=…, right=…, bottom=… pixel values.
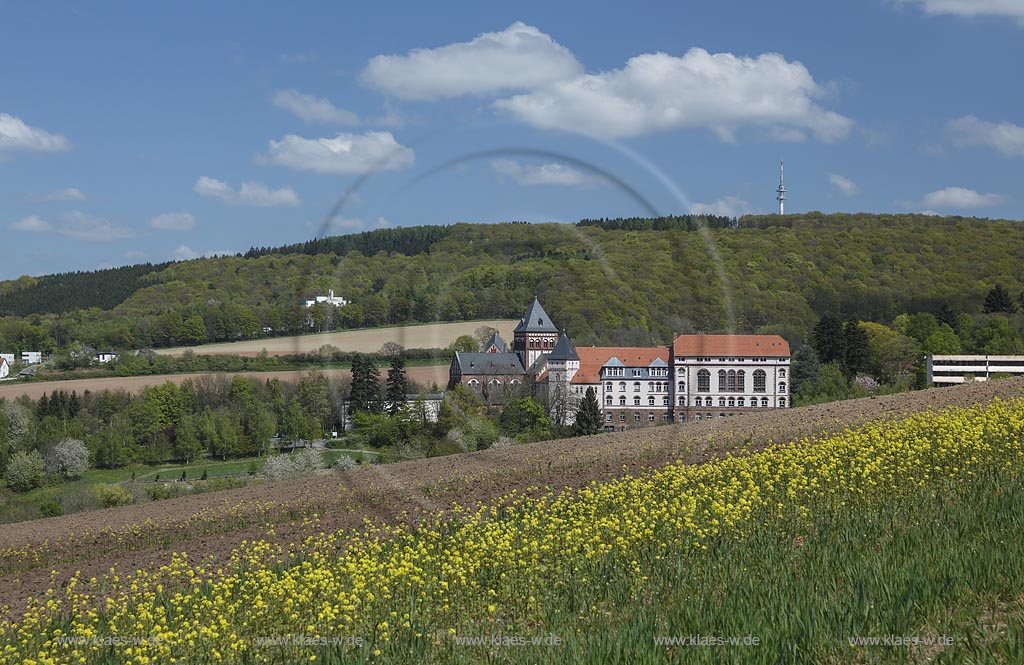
left=513, top=297, right=559, bottom=368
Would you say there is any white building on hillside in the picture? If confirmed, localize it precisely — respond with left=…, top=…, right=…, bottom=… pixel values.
left=21, top=351, right=41, bottom=365
left=303, top=290, right=349, bottom=308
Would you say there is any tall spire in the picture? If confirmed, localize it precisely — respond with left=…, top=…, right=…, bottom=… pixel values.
left=776, top=159, right=786, bottom=215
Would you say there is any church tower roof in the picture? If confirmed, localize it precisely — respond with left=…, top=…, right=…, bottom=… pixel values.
left=547, top=330, right=580, bottom=361
left=513, top=297, right=559, bottom=333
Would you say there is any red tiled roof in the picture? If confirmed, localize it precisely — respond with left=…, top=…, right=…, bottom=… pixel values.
left=672, top=335, right=790, bottom=357
left=571, top=346, right=668, bottom=384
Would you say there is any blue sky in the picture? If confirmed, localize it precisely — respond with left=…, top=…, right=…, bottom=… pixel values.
left=2, top=0, right=1023, bottom=279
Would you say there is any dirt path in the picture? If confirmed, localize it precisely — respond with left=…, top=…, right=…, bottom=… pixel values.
left=0, top=365, right=450, bottom=401
left=2, top=377, right=1022, bottom=617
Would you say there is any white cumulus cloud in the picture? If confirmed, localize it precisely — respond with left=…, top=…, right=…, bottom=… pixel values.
left=493, top=48, right=853, bottom=141
left=258, top=131, right=414, bottom=174
left=920, top=187, right=1007, bottom=209
left=945, top=115, right=1024, bottom=157
left=360, top=22, right=583, bottom=100
left=10, top=211, right=135, bottom=241
left=194, top=177, right=301, bottom=207
left=828, top=172, right=860, bottom=196
left=9, top=215, right=53, bottom=232
left=0, top=113, right=72, bottom=156
left=148, top=211, right=196, bottom=231
left=25, top=187, right=86, bottom=203
left=894, top=0, right=1024, bottom=23
left=272, top=89, right=359, bottom=124
left=689, top=196, right=752, bottom=218
left=173, top=245, right=200, bottom=261
left=491, top=159, right=599, bottom=187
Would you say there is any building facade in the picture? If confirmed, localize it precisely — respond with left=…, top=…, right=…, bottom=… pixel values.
left=926, top=354, right=1024, bottom=385
left=449, top=298, right=791, bottom=430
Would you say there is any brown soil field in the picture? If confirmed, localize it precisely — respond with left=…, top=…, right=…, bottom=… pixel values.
left=2, top=377, right=1023, bottom=617
left=155, top=319, right=518, bottom=356
left=0, top=365, right=450, bottom=401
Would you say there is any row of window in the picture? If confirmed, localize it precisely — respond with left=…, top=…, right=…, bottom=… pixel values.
left=604, top=411, right=671, bottom=423
left=466, top=378, right=521, bottom=387
left=691, top=396, right=785, bottom=408
left=606, top=395, right=670, bottom=406
left=604, top=381, right=670, bottom=392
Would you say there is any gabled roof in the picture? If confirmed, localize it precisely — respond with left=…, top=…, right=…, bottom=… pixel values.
left=482, top=332, right=507, bottom=353
left=571, top=346, right=669, bottom=383
left=453, top=352, right=525, bottom=376
left=513, top=297, right=558, bottom=333
left=547, top=331, right=579, bottom=361
left=649, top=357, right=668, bottom=367
left=526, top=353, right=549, bottom=375
left=672, top=335, right=790, bottom=357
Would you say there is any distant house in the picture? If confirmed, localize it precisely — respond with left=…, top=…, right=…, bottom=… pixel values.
left=927, top=354, right=1024, bottom=385
left=404, top=393, right=445, bottom=423
left=0, top=353, right=14, bottom=365
left=303, top=289, right=349, bottom=308
left=0, top=357, right=9, bottom=379
left=96, top=351, right=118, bottom=364
left=21, top=351, right=41, bottom=365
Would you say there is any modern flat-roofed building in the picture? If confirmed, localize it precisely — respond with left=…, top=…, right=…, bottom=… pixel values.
left=926, top=355, right=1024, bottom=385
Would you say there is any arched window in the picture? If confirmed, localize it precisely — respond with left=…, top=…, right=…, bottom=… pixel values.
left=468, top=379, right=479, bottom=387
left=705, top=397, right=714, bottom=407
left=727, top=370, right=736, bottom=392
left=489, top=378, right=500, bottom=386
left=779, top=382, right=787, bottom=393
left=619, top=382, right=626, bottom=392
left=619, top=396, right=626, bottom=406
left=737, top=370, right=745, bottom=391
left=678, top=381, right=685, bottom=392
left=706, top=412, right=713, bottom=420
left=510, top=379, right=520, bottom=386
left=605, top=382, right=612, bottom=391
left=648, top=382, right=654, bottom=391
left=605, top=395, right=613, bottom=405
left=634, top=412, right=641, bottom=422
left=718, top=370, right=727, bottom=391
left=718, top=397, right=726, bottom=407
left=619, top=413, right=626, bottom=422
left=737, top=397, right=745, bottom=407
left=695, top=413, right=702, bottom=422
left=648, top=413, right=655, bottom=422
left=605, top=413, right=613, bottom=422
left=678, top=414, right=686, bottom=422
left=634, top=396, right=641, bottom=406
left=648, top=396, right=655, bottom=405
left=694, top=397, right=701, bottom=406
left=662, top=396, right=669, bottom=405
left=697, top=369, right=710, bottom=392
left=779, top=397, right=786, bottom=407
left=779, top=368, right=787, bottom=378
left=753, top=370, right=766, bottom=393
left=728, top=397, right=735, bottom=407
left=761, top=397, right=769, bottom=407
left=633, top=382, right=641, bottom=392
left=679, top=397, right=686, bottom=405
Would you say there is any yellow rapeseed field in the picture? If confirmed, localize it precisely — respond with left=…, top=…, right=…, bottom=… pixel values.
left=2, top=399, right=1023, bottom=663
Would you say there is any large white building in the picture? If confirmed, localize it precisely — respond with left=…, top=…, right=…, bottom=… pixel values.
left=670, top=335, right=791, bottom=423
left=303, top=289, right=349, bottom=308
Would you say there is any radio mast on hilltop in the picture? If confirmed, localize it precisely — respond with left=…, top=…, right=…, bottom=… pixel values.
left=776, top=160, right=786, bottom=215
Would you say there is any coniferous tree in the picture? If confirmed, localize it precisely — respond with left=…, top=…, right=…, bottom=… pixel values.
left=811, top=314, right=846, bottom=365
left=572, top=387, right=603, bottom=436
left=842, top=319, right=870, bottom=377
left=349, top=353, right=382, bottom=414
left=983, top=283, right=1017, bottom=314
left=385, top=354, right=408, bottom=416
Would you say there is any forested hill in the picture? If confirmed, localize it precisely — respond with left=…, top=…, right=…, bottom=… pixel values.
left=1, top=212, right=1023, bottom=352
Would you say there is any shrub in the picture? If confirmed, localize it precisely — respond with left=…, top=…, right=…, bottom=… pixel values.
left=292, top=447, right=323, bottom=474
left=333, top=455, right=358, bottom=472
left=44, top=439, right=89, bottom=479
left=97, top=484, right=132, bottom=508
left=492, top=436, right=516, bottom=449
left=4, top=450, right=45, bottom=492
left=262, top=448, right=324, bottom=481
left=39, top=499, right=63, bottom=518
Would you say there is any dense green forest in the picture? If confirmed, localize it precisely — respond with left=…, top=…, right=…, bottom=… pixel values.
left=0, top=262, right=171, bottom=317
left=2, top=213, right=1024, bottom=355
